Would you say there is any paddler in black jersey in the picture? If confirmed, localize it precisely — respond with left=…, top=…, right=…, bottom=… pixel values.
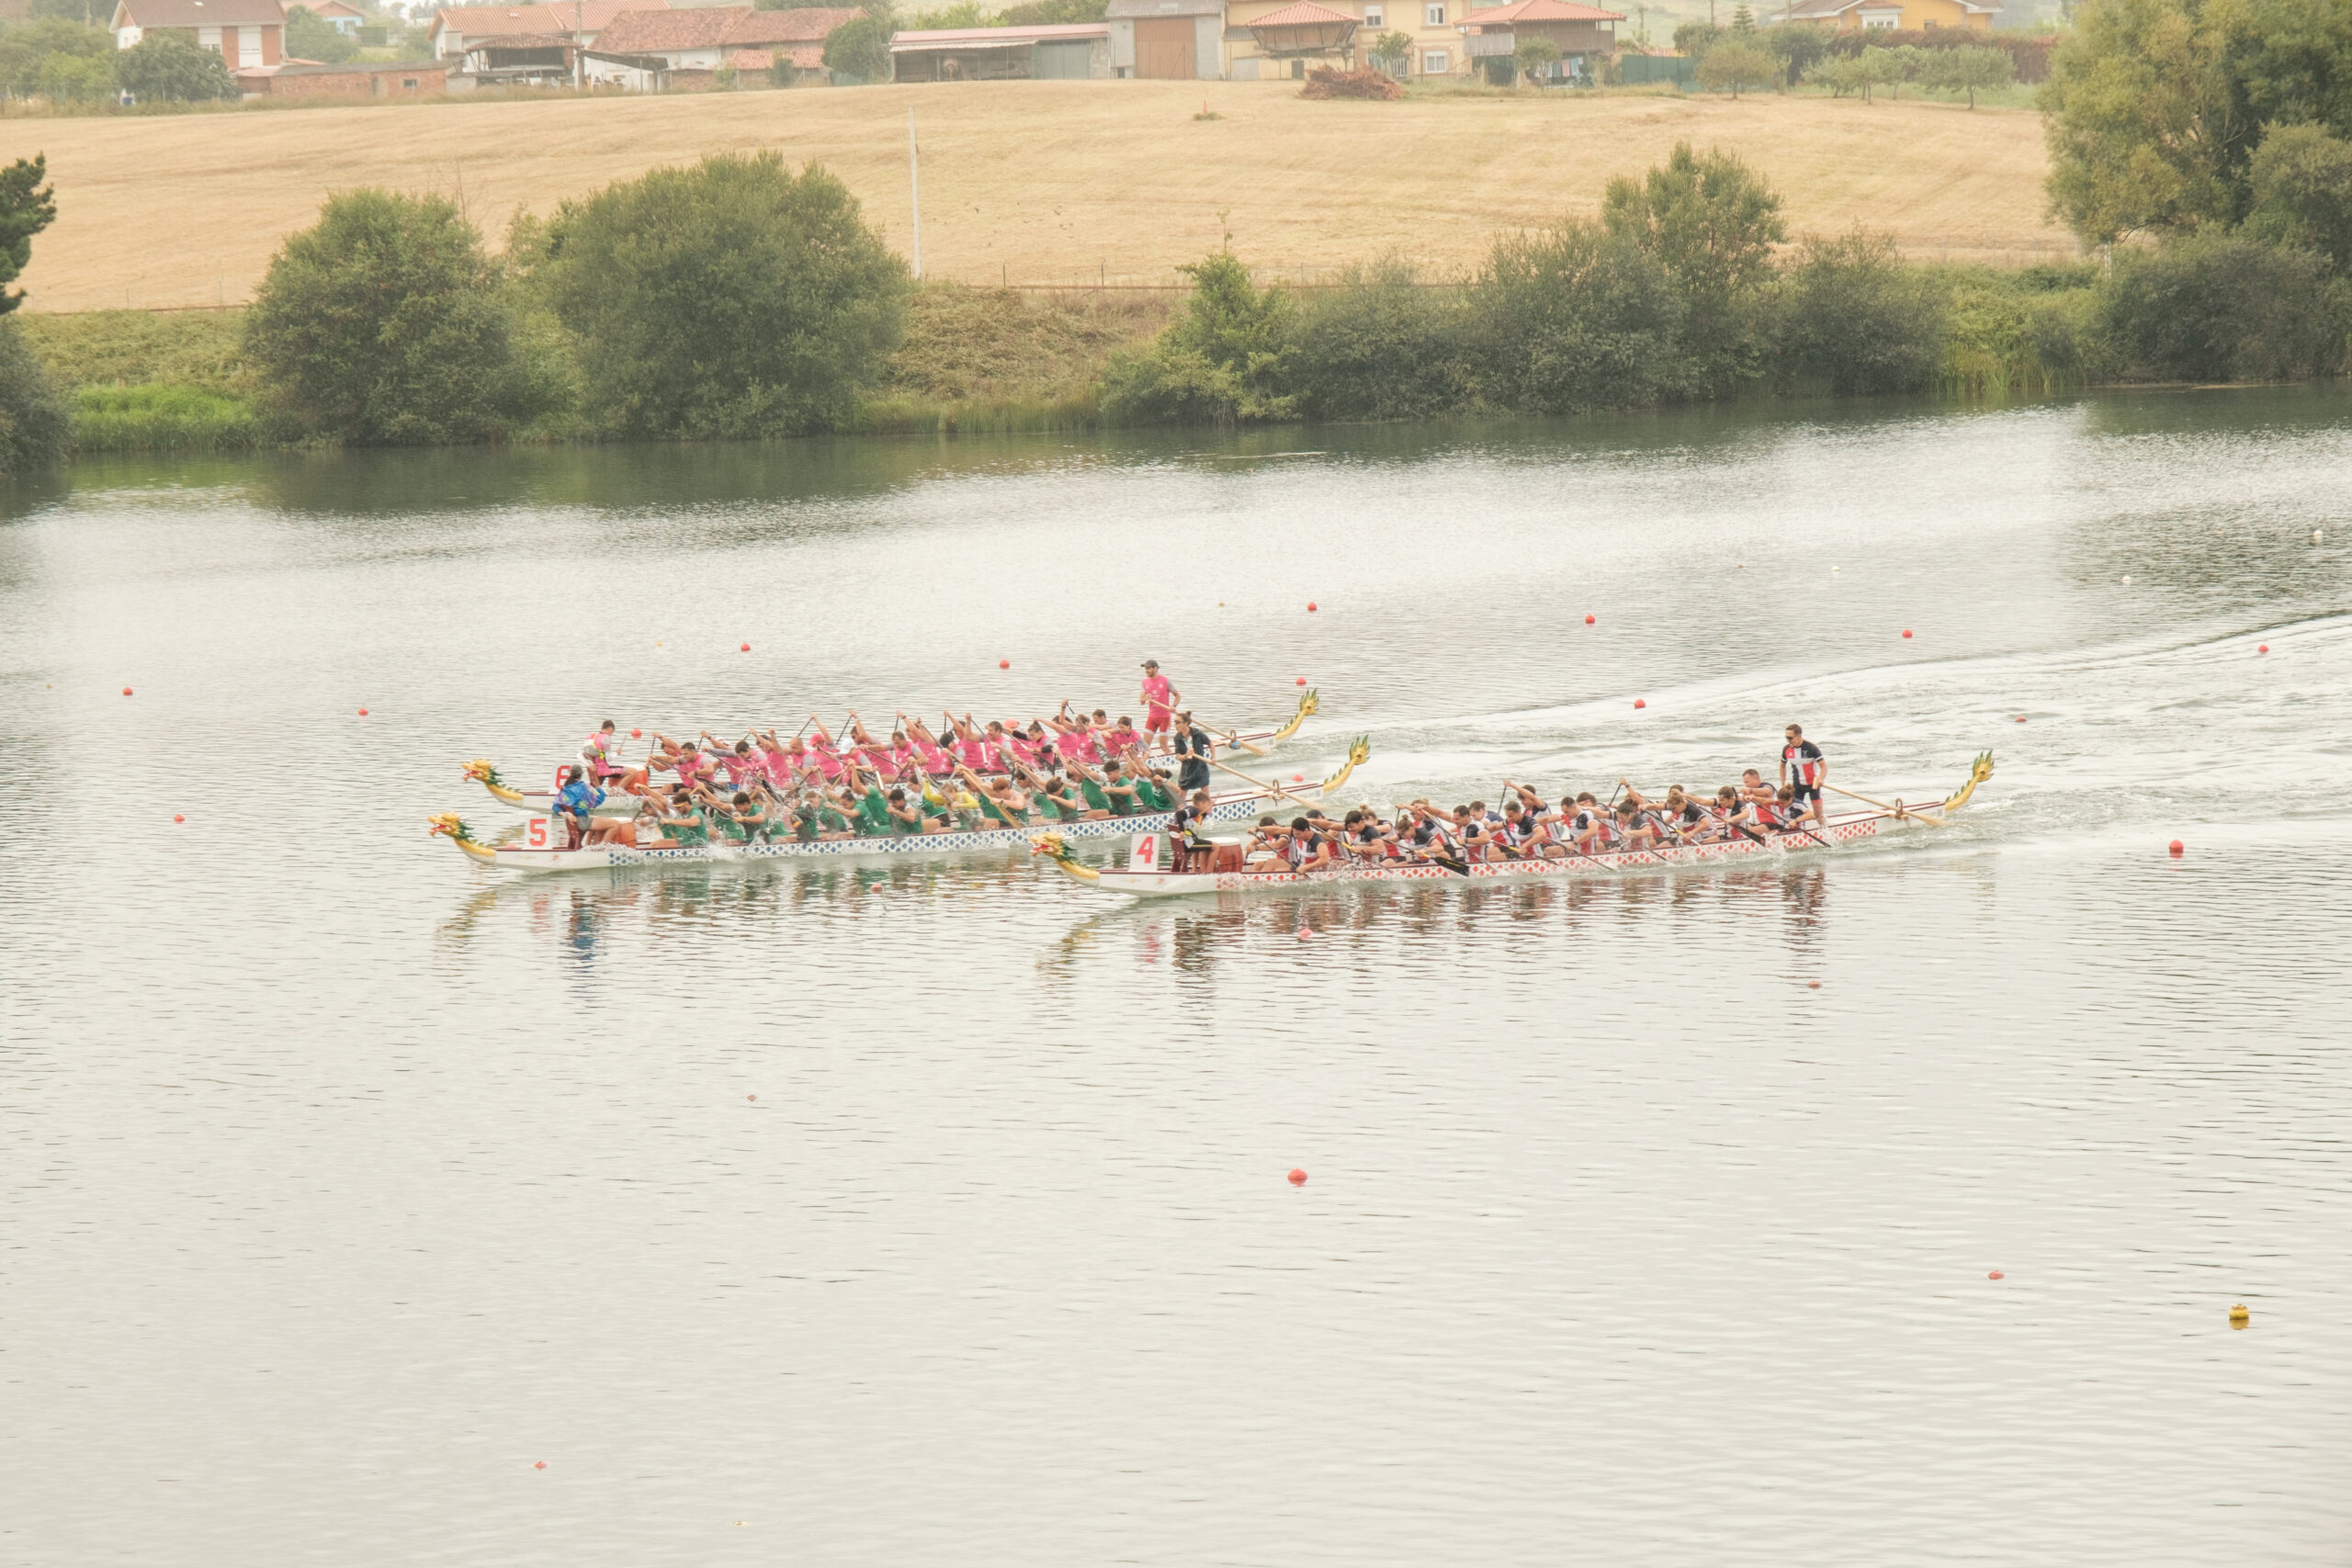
left=1170, top=787, right=1218, bottom=871
left=1170, top=711, right=1215, bottom=794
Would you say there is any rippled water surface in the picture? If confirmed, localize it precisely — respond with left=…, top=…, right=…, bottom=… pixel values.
left=5, top=394, right=2351, bottom=1567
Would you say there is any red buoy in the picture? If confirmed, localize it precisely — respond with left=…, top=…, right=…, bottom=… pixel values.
left=1295, top=676, right=1306, bottom=686
left=174, top=814, right=184, bottom=823
left=1287, top=1168, right=1306, bottom=1186
left=1902, top=629, right=1913, bottom=638
left=1307, top=601, right=1317, bottom=612
left=1292, top=773, right=1304, bottom=782
left=1988, top=1270, right=2004, bottom=1280
left=999, top=659, right=1010, bottom=670
left=1807, top=980, right=1820, bottom=989
left=740, top=642, right=750, bottom=652
left=1584, top=614, right=1596, bottom=626
left=747, top=1094, right=757, bottom=1101
left=2257, top=644, right=2269, bottom=654
left=2015, top=716, right=2027, bottom=723
left=357, top=707, right=368, bottom=716
left=1634, top=698, right=1646, bottom=709
left=630, top=728, right=642, bottom=739
left=1295, top=927, right=1312, bottom=941
left=121, top=687, right=132, bottom=696
left=533, top=1461, right=547, bottom=1471
left=2168, top=840, right=2184, bottom=858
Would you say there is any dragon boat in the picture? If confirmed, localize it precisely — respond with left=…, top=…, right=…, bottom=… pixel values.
left=428, top=739, right=1372, bottom=874
left=1029, top=753, right=1995, bottom=899
left=459, top=689, right=1324, bottom=818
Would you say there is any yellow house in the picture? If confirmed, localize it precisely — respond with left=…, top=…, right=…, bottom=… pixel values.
left=1777, top=0, right=1997, bottom=30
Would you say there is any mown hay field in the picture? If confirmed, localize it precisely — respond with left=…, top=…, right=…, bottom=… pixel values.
left=9, top=80, right=2070, bottom=313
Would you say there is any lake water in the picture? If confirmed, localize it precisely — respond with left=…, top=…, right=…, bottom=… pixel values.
left=5, top=393, right=2350, bottom=1567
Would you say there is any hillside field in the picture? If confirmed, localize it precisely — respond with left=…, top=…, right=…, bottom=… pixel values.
left=7, top=80, right=2072, bottom=314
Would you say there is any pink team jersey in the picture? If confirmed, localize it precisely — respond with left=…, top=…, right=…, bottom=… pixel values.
left=1141, top=674, right=1172, bottom=718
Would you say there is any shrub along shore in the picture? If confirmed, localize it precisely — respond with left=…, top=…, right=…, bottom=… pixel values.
left=6, top=130, right=2352, bottom=468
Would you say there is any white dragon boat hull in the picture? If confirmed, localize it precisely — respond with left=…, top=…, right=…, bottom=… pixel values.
left=1045, top=812, right=1900, bottom=898
left=1033, top=753, right=1996, bottom=900
left=462, top=690, right=1324, bottom=818
left=430, top=738, right=1371, bottom=875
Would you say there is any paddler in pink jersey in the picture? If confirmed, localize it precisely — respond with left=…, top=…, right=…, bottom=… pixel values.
left=1138, top=660, right=1181, bottom=754
left=900, top=714, right=957, bottom=777
left=580, top=719, right=625, bottom=784
left=805, top=721, right=849, bottom=783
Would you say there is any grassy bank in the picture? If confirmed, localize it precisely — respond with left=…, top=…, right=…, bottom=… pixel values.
left=20, top=286, right=1173, bottom=451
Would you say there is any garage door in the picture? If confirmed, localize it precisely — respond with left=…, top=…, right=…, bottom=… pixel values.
left=1034, top=39, right=1092, bottom=76
left=1134, top=16, right=1195, bottom=78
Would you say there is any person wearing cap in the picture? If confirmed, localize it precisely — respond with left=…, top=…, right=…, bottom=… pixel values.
left=1170, top=709, right=1214, bottom=793
left=1138, top=659, right=1181, bottom=754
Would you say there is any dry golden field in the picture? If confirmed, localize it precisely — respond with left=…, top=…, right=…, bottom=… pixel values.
left=6, top=80, right=2071, bottom=313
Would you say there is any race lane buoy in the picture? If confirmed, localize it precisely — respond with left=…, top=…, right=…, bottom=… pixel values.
left=747, top=1094, right=756, bottom=1101
left=740, top=642, right=750, bottom=652
left=1292, top=773, right=1304, bottom=782
left=2257, top=644, right=2269, bottom=654
left=1287, top=1168, right=1306, bottom=1186
left=2169, top=840, right=2184, bottom=858
left=1295, top=927, right=1312, bottom=941
left=1807, top=980, right=1820, bottom=989
left=1634, top=698, right=1646, bottom=709
left=630, top=728, right=642, bottom=739
left=1295, top=676, right=1306, bottom=686
left=1585, top=614, right=1596, bottom=625
left=357, top=707, right=368, bottom=716
left=1988, top=1270, right=2004, bottom=1280
left=121, top=687, right=132, bottom=696
left=1307, top=601, right=1317, bottom=612
left=533, top=1461, right=547, bottom=1471
left=2230, top=1303, right=2250, bottom=1328
left=174, top=814, right=184, bottom=823
left=1902, top=629, right=1913, bottom=638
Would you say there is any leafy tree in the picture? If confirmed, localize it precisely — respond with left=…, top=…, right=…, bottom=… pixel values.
left=1289, top=254, right=1470, bottom=419
left=0, top=155, right=57, bottom=315
left=0, top=319, right=73, bottom=474
left=2098, top=229, right=2347, bottom=378
left=1763, top=22, right=1829, bottom=86
left=1672, top=18, right=1720, bottom=57
left=244, top=188, right=531, bottom=445
left=1925, top=43, right=2011, bottom=107
left=114, top=31, right=240, bottom=100
left=284, top=5, right=358, bottom=62
left=1469, top=220, right=1696, bottom=412
left=1770, top=229, right=1947, bottom=393
left=1372, top=28, right=1414, bottom=65
left=920, top=0, right=996, bottom=25
left=820, top=3, right=895, bottom=80
left=534, top=152, right=908, bottom=439
left=1102, top=251, right=1298, bottom=424
left=0, top=17, right=111, bottom=98
left=38, top=49, right=113, bottom=98
left=2245, top=122, right=2352, bottom=272
left=0, top=156, right=67, bottom=469
left=1601, top=141, right=1782, bottom=387
left=1512, top=35, right=1560, bottom=83
left=1881, top=42, right=1925, bottom=98
left=1000, top=0, right=1104, bottom=21
left=1695, top=39, right=1776, bottom=96
left=28, top=0, right=104, bottom=20
left=1818, top=53, right=1872, bottom=96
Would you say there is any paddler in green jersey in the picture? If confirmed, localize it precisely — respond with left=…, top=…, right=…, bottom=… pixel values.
left=660, top=797, right=710, bottom=846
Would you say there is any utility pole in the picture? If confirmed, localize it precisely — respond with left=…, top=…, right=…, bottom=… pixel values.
left=907, top=108, right=923, bottom=281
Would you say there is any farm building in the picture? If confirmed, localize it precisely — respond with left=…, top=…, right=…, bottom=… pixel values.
left=110, top=0, right=284, bottom=69
left=580, top=5, right=855, bottom=87
left=889, top=21, right=1111, bottom=81
left=428, top=0, right=665, bottom=76
left=1460, top=0, right=1622, bottom=83
left=235, top=58, right=447, bottom=94
left=1223, top=0, right=1358, bottom=78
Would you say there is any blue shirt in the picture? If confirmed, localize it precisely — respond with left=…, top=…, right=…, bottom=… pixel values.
left=556, top=779, right=605, bottom=818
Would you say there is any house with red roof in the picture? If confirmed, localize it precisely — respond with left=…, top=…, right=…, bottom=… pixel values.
left=1459, top=0, right=1622, bottom=82
left=579, top=5, right=857, bottom=88
left=427, top=0, right=669, bottom=81
left=110, top=0, right=285, bottom=70
left=888, top=20, right=1110, bottom=80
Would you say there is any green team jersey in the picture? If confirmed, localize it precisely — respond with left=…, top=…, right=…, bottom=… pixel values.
left=670, top=808, right=709, bottom=846
left=857, top=788, right=892, bottom=836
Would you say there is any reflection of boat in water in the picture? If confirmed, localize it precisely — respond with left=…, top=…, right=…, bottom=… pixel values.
left=430, top=739, right=1372, bottom=875
left=1035, top=755, right=1992, bottom=900
left=459, top=690, right=1324, bottom=818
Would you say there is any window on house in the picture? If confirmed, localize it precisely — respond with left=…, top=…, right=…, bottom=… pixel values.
left=1363, top=3, right=1382, bottom=24
left=402, top=75, right=417, bottom=85
left=1421, top=46, right=1447, bottom=71
left=1424, top=3, right=1445, bottom=24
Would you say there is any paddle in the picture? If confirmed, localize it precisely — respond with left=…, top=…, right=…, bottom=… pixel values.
left=1209, top=756, right=1320, bottom=810
left=1201, top=720, right=1270, bottom=759
left=1824, top=782, right=1946, bottom=826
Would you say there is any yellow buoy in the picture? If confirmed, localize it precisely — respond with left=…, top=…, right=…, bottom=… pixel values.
left=2229, top=1303, right=2250, bottom=1329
